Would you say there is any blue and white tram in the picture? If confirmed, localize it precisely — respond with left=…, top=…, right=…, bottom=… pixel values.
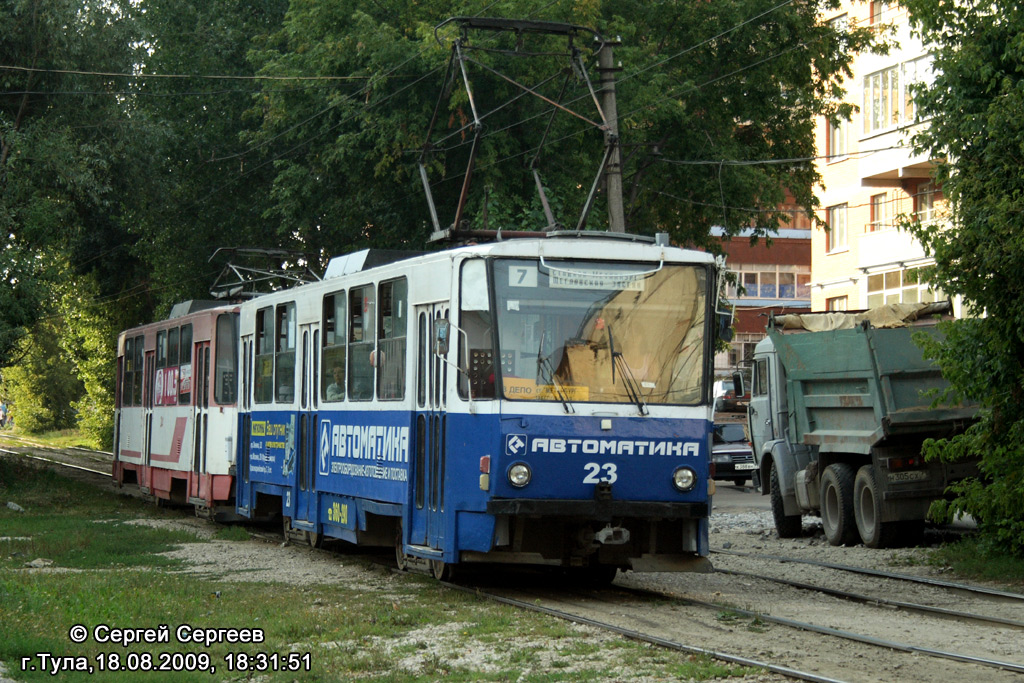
left=235, top=233, right=719, bottom=579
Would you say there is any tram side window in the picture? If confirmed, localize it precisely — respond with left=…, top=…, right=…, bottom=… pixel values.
left=275, top=303, right=296, bottom=403
left=156, top=331, right=167, bottom=370
left=322, top=292, right=346, bottom=402
left=378, top=278, right=407, bottom=400
left=155, top=330, right=168, bottom=406
left=348, top=285, right=375, bottom=400
left=214, top=314, right=237, bottom=404
left=179, top=324, right=193, bottom=405
left=254, top=307, right=274, bottom=403
left=133, top=335, right=144, bottom=405
left=165, top=327, right=180, bottom=405
left=459, top=259, right=496, bottom=399
left=123, top=338, right=135, bottom=406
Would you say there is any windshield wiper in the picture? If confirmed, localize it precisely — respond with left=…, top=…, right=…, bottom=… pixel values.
left=537, top=329, right=575, bottom=414
left=608, top=325, right=649, bottom=416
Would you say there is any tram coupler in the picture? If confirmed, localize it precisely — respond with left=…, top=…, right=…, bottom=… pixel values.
left=593, top=524, right=630, bottom=545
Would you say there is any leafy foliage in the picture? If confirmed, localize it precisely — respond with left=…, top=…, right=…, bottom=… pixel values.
left=245, top=0, right=878, bottom=254
left=901, top=0, right=1024, bottom=554
left=2, top=0, right=879, bottom=439
left=1, top=319, right=84, bottom=433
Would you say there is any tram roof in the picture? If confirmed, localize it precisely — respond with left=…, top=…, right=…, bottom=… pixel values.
left=323, top=233, right=714, bottom=280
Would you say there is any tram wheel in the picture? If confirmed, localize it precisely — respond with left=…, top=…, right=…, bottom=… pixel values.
left=307, top=530, right=323, bottom=549
left=281, top=516, right=291, bottom=544
left=565, top=565, right=618, bottom=587
left=431, top=559, right=455, bottom=582
left=395, top=525, right=409, bottom=572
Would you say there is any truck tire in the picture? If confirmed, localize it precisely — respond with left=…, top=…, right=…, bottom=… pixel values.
left=770, top=461, right=803, bottom=538
left=821, top=463, right=858, bottom=546
left=854, top=465, right=899, bottom=548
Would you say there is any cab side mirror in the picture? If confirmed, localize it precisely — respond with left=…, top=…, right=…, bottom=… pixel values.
left=731, top=371, right=744, bottom=397
left=434, top=318, right=451, bottom=356
left=718, top=311, right=735, bottom=342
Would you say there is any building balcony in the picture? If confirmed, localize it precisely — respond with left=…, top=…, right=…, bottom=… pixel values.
left=857, top=224, right=927, bottom=271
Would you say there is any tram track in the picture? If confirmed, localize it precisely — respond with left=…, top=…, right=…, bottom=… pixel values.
left=465, top=572, right=1024, bottom=682
left=441, top=578, right=841, bottom=683
left=8, top=440, right=1024, bottom=681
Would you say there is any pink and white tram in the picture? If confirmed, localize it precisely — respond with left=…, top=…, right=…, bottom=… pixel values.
left=113, top=301, right=240, bottom=515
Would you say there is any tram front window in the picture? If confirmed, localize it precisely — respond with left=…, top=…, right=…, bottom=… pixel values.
left=492, top=259, right=707, bottom=406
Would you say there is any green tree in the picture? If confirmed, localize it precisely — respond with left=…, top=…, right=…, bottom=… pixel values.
left=1, top=0, right=151, bottom=356
left=125, top=0, right=290, bottom=308
left=245, top=0, right=878, bottom=256
left=901, top=0, right=1024, bottom=554
left=2, top=319, right=84, bottom=433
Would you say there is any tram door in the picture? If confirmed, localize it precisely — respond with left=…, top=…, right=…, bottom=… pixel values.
left=191, top=342, right=210, bottom=483
left=143, top=350, right=156, bottom=474
left=410, top=303, right=449, bottom=550
left=295, top=325, right=319, bottom=527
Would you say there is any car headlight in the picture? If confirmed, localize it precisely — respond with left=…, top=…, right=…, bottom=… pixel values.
left=508, top=462, right=532, bottom=488
left=672, top=466, right=697, bottom=492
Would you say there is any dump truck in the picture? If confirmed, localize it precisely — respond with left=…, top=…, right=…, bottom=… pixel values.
left=743, top=302, right=977, bottom=548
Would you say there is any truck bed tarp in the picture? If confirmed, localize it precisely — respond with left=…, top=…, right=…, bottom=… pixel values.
left=773, top=302, right=951, bottom=332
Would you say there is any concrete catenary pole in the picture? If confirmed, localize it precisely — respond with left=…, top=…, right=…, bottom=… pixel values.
left=598, top=40, right=626, bottom=233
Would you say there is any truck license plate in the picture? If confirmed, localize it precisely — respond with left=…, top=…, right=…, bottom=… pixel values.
left=888, top=470, right=929, bottom=483
left=735, top=463, right=757, bottom=470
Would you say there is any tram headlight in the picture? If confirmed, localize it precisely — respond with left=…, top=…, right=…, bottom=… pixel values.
left=672, top=466, right=697, bottom=492
left=507, top=462, right=532, bottom=488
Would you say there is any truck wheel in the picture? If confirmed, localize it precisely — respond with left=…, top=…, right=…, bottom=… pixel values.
left=854, top=465, right=898, bottom=548
left=821, top=463, right=858, bottom=546
left=770, top=461, right=803, bottom=538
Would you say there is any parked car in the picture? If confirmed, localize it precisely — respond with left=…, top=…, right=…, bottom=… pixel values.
left=712, top=421, right=756, bottom=486
left=713, top=378, right=750, bottom=413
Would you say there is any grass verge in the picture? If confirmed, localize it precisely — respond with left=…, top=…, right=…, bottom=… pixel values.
left=927, top=536, right=1024, bottom=589
left=1, top=454, right=761, bottom=681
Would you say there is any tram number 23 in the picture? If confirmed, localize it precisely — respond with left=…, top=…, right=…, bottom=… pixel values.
left=582, top=462, right=618, bottom=484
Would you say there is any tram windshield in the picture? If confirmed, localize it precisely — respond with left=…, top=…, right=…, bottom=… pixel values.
left=485, top=259, right=707, bottom=406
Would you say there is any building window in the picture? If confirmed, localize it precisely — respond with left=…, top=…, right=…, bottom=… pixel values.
left=863, top=55, right=934, bottom=135
left=780, top=205, right=812, bottom=230
left=826, top=296, right=848, bottom=311
left=902, top=56, right=933, bottom=123
left=729, top=266, right=811, bottom=301
left=728, top=333, right=762, bottom=367
left=868, top=193, right=888, bottom=232
left=827, top=204, right=848, bottom=252
left=915, top=181, right=937, bottom=222
left=866, top=266, right=944, bottom=308
left=870, top=1, right=888, bottom=24
left=863, top=66, right=900, bottom=133
left=827, top=117, right=849, bottom=159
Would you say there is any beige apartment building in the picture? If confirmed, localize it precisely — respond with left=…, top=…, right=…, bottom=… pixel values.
left=812, top=1, right=949, bottom=312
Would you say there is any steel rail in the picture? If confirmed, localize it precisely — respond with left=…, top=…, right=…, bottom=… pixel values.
left=716, top=567, right=1024, bottom=629
left=440, top=580, right=845, bottom=683
left=0, top=447, right=110, bottom=477
left=713, top=548, right=1024, bottom=601
left=610, top=583, right=1024, bottom=675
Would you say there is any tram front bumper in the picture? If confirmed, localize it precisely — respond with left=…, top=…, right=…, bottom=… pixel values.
left=485, top=499, right=708, bottom=520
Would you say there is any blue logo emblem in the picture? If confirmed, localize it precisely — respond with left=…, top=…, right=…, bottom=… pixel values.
left=319, top=421, right=332, bottom=476
left=505, top=434, right=527, bottom=456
